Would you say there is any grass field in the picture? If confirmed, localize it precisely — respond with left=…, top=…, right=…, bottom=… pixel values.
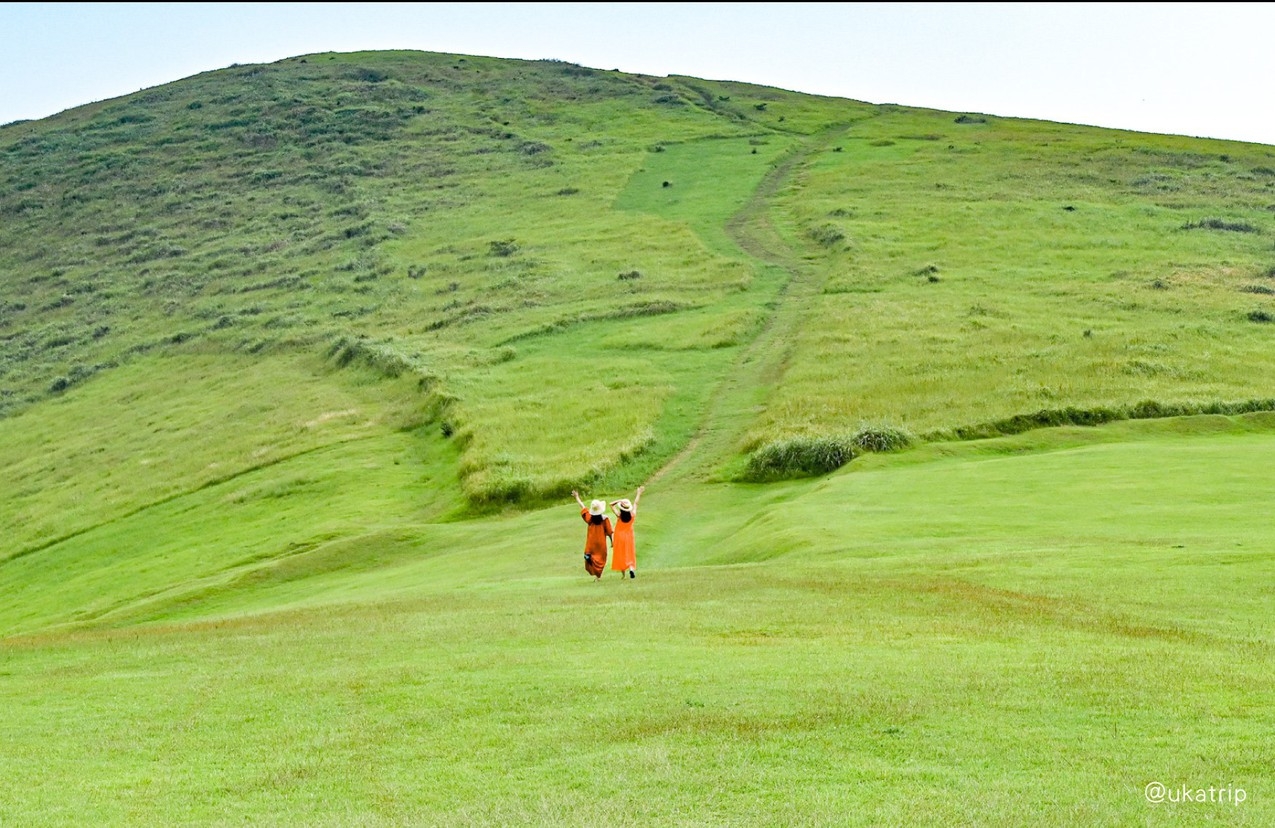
left=2, top=50, right=1273, bottom=825
left=2, top=416, right=1272, bottom=825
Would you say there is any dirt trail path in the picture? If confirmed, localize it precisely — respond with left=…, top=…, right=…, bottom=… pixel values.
left=644, top=125, right=850, bottom=487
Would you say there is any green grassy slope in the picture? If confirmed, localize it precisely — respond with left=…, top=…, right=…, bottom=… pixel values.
left=3, top=417, right=1273, bottom=825
left=6, top=50, right=1274, bottom=504
left=1, top=50, right=856, bottom=508
left=3, top=50, right=1274, bottom=825
left=755, top=113, right=1275, bottom=445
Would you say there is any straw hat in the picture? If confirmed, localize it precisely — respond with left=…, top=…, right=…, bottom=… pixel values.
left=589, top=499, right=606, bottom=516
left=612, top=499, right=633, bottom=513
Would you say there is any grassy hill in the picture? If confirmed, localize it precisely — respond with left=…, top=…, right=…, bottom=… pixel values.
left=2, top=50, right=1273, bottom=825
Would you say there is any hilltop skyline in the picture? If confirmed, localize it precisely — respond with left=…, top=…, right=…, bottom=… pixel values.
left=3, top=2, right=1274, bottom=146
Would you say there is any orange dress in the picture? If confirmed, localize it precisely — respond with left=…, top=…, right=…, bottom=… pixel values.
left=581, top=509, right=612, bottom=577
left=611, top=514, right=636, bottom=572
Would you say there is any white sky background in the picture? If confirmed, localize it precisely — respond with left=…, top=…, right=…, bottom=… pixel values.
left=2, top=2, right=1274, bottom=146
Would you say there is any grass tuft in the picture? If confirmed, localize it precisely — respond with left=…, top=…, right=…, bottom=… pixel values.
left=851, top=425, right=914, bottom=452
left=1181, top=217, right=1260, bottom=233
left=742, top=435, right=857, bottom=481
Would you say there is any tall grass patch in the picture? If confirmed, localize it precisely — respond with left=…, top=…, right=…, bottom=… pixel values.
left=446, top=353, right=670, bottom=503
left=750, top=110, right=1275, bottom=443
left=0, top=349, right=442, bottom=562
left=743, top=434, right=857, bottom=481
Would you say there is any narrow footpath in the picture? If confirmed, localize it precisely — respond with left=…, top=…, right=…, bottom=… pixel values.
left=645, top=124, right=851, bottom=486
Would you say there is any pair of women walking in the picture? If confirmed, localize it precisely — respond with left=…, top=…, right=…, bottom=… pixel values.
left=572, top=486, right=644, bottom=581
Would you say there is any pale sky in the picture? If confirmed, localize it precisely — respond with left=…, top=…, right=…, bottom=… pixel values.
left=2, top=2, right=1274, bottom=147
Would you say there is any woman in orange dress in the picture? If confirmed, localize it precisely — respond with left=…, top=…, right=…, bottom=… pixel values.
left=609, top=485, right=644, bottom=579
left=572, top=490, right=612, bottom=581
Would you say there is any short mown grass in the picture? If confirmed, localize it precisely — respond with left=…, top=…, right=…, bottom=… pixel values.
left=2, top=416, right=1273, bottom=825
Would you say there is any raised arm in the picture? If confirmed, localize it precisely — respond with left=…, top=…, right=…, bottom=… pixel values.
left=571, top=490, right=586, bottom=510
left=632, top=485, right=645, bottom=513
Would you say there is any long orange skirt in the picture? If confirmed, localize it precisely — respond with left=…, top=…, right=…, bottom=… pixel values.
left=611, top=517, right=636, bottom=571
left=582, top=510, right=611, bottom=577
